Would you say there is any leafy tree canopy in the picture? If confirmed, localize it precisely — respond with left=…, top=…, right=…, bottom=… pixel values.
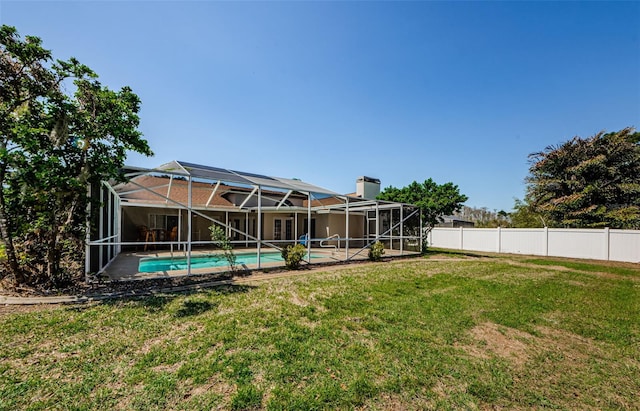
left=377, top=178, right=468, bottom=230
left=509, top=198, right=545, bottom=228
left=0, top=25, right=152, bottom=287
left=526, top=127, right=639, bottom=229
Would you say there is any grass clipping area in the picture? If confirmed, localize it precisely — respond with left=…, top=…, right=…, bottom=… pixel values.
left=1, top=256, right=639, bottom=410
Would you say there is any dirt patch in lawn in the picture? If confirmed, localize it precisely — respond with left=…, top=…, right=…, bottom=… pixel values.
left=136, top=322, right=202, bottom=356
left=186, top=374, right=236, bottom=403
left=0, top=303, right=61, bottom=316
left=152, top=361, right=184, bottom=374
left=289, top=291, right=308, bottom=307
left=506, top=260, right=640, bottom=282
left=460, top=321, right=607, bottom=371
left=463, top=322, right=533, bottom=367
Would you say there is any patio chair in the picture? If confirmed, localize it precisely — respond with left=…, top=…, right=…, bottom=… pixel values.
left=139, top=225, right=156, bottom=251
left=168, top=226, right=178, bottom=242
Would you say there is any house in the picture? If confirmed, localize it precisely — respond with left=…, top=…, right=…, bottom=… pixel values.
left=436, top=215, right=475, bottom=228
left=87, top=161, right=421, bottom=279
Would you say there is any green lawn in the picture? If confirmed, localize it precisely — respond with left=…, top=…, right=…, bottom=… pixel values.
left=1, top=256, right=639, bottom=410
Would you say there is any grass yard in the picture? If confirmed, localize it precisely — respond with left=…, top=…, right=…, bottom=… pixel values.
left=1, top=255, right=639, bottom=410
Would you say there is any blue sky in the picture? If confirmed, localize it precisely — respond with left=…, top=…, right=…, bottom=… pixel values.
left=2, top=1, right=639, bottom=212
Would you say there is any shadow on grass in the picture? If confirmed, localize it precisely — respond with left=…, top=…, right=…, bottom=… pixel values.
left=522, top=258, right=640, bottom=276
left=424, top=248, right=496, bottom=259
left=175, top=299, right=217, bottom=317
left=173, top=284, right=255, bottom=317
left=96, top=283, right=256, bottom=313
left=212, top=283, right=254, bottom=295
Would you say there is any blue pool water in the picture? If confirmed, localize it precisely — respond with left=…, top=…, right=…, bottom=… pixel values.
left=138, top=251, right=319, bottom=272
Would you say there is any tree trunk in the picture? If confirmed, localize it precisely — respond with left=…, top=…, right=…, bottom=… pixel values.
left=0, top=211, right=22, bottom=281
left=0, top=156, right=24, bottom=283
left=47, top=204, right=63, bottom=284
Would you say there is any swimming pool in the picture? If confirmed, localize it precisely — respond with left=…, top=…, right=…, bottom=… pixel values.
left=138, top=251, right=320, bottom=272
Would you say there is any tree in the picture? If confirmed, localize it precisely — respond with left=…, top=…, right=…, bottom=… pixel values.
left=209, top=224, right=237, bottom=271
left=509, top=198, right=544, bottom=228
left=455, top=205, right=511, bottom=227
left=377, top=178, right=468, bottom=235
left=0, top=25, right=152, bottom=287
left=526, top=127, right=640, bottom=229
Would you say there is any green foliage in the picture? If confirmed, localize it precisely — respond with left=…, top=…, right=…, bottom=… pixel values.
left=526, top=127, right=640, bottom=228
left=368, top=241, right=385, bottom=261
left=0, top=25, right=152, bottom=286
left=509, top=198, right=545, bottom=228
left=209, top=225, right=237, bottom=271
left=377, top=179, right=468, bottom=240
left=281, top=243, right=307, bottom=270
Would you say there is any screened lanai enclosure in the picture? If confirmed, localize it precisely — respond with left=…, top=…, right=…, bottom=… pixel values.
left=86, top=161, right=422, bottom=281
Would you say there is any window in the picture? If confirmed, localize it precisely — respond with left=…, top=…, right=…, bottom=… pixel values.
left=285, top=219, right=292, bottom=241
left=148, top=214, right=178, bottom=242
left=303, top=218, right=316, bottom=239
left=148, top=214, right=178, bottom=231
left=274, top=219, right=282, bottom=240
left=381, top=211, right=390, bottom=233
left=232, top=219, right=241, bottom=240
left=148, top=214, right=167, bottom=229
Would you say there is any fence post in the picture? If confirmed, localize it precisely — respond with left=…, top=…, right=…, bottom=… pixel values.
left=459, top=226, right=464, bottom=250
left=497, top=226, right=501, bottom=253
left=544, top=226, right=549, bottom=256
left=604, top=227, right=610, bottom=261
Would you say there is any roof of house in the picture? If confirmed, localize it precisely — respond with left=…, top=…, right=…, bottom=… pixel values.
left=441, top=215, right=474, bottom=223
left=115, top=175, right=349, bottom=210
left=146, top=160, right=341, bottom=196
left=115, top=175, right=236, bottom=208
left=116, top=161, right=407, bottom=211
left=304, top=196, right=348, bottom=207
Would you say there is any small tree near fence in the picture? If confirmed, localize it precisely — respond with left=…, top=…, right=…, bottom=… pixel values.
left=209, top=225, right=237, bottom=271
left=377, top=179, right=468, bottom=254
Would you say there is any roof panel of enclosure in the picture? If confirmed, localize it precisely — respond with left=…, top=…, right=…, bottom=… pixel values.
left=153, top=161, right=341, bottom=196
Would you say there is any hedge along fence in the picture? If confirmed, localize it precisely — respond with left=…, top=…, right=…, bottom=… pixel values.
left=429, top=227, right=640, bottom=263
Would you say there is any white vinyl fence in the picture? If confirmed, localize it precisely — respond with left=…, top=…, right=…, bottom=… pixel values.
left=428, top=227, right=640, bottom=263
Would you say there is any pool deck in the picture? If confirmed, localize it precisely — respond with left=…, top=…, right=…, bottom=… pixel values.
left=101, top=247, right=420, bottom=281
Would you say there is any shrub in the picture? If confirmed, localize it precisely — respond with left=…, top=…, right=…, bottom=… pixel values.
left=368, top=241, right=385, bottom=261
left=281, top=244, right=307, bottom=270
